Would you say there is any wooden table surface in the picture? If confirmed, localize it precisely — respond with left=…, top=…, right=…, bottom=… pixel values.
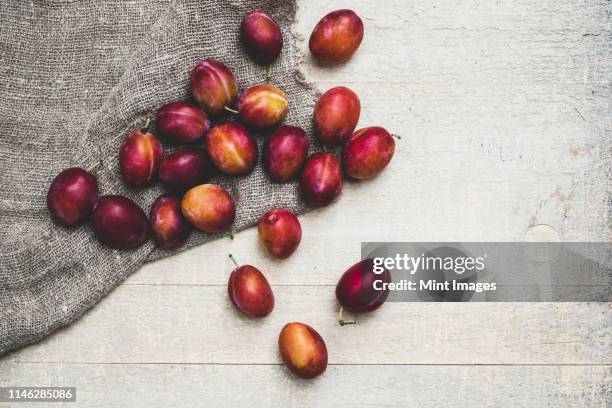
left=2, top=1, right=611, bottom=406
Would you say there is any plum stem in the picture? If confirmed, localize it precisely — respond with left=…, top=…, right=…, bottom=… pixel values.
left=86, top=160, right=102, bottom=172
left=391, top=134, right=402, bottom=140
left=229, top=229, right=234, bottom=240
left=338, top=307, right=356, bottom=326
left=266, top=65, right=272, bottom=81
left=224, top=106, right=239, bottom=114
left=228, top=254, right=239, bottom=267
left=142, top=118, right=151, bottom=132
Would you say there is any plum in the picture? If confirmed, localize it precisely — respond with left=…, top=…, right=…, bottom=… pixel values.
left=91, top=195, right=149, bottom=249
left=300, top=152, right=342, bottom=207
left=264, top=125, right=309, bottom=182
left=314, top=86, right=360, bottom=146
left=156, top=102, right=211, bottom=144
left=181, top=184, right=236, bottom=233
left=241, top=10, right=283, bottom=65
left=336, top=259, right=391, bottom=316
left=150, top=194, right=191, bottom=249
left=119, top=130, right=163, bottom=187
left=228, top=255, right=274, bottom=318
left=205, top=122, right=257, bottom=175
left=236, top=84, right=288, bottom=128
left=309, top=9, right=364, bottom=65
left=258, top=209, right=301, bottom=259
left=191, top=59, right=238, bottom=116
left=278, top=322, right=328, bottom=379
left=158, top=148, right=213, bottom=192
left=47, top=167, right=98, bottom=226
left=343, top=126, right=395, bottom=179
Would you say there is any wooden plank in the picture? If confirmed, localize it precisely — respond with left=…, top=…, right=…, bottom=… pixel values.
left=296, top=0, right=611, bottom=85
left=4, top=285, right=610, bottom=365
left=1, top=363, right=610, bottom=407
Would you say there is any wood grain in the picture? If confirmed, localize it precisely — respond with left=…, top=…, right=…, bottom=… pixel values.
left=3, top=285, right=610, bottom=365
left=1, top=364, right=610, bottom=408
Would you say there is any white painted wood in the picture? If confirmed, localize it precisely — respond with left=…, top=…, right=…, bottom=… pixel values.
left=1, top=364, right=610, bottom=407
left=2, top=0, right=610, bottom=406
left=3, top=285, right=610, bottom=365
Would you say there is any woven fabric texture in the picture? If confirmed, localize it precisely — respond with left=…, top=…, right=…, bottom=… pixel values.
left=0, top=0, right=318, bottom=356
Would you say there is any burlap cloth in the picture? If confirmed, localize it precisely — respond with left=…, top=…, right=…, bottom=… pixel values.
left=0, top=0, right=319, bottom=356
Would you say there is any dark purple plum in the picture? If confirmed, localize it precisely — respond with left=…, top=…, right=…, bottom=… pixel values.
left=91, top=195, right=149, bottom=249
left=150, top=194, right=191, bottom=249
left=241, top=10, right=283, bottom=65
left=336, top=259, right=391, bottom=313
left=264, top=125, right=309, bottom=182
left=156, top=102, right=211, bottom=145
left=300, top=152, right=343, bottom=207
left=47, top=167, right=98, bottom=226
left=158, top=149, right=213, bottom=192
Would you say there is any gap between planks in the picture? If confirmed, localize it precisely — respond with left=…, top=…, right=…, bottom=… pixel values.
left=8, top=362, right=612, bottom=366
left=118, top=283, right=611, bottom=287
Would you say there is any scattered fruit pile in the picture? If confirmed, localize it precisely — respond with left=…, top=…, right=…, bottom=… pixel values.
left=46, top=9, right=394, bottom=379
